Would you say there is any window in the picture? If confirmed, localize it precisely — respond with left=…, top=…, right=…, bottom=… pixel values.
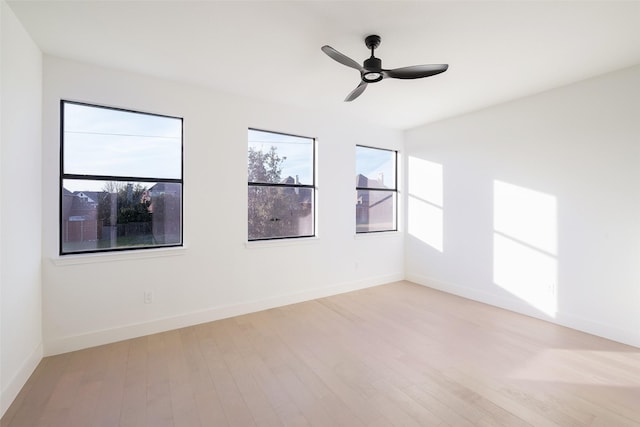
left=356, top=145, right=397, bottom=233
left=248, top=129, right=315, bottom=241
left=60, top=101, right=183, bottom=254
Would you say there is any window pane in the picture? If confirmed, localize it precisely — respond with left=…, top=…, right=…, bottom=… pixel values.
left=248, top=129, right=313, bottom=185
left=356, top=190, right=396, bottom=233
left=63, top=102, right=182, bottom=179
left=356, top=146, right=396, bottom=189
left=61, top=179, right=181, bottom=253
left=248, top=186, right=314, bottom=240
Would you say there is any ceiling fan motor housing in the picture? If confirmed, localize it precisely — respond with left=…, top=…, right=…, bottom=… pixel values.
left=364, top=56, right=381, bottom=70
left=362, top=57, right=383, bottom=82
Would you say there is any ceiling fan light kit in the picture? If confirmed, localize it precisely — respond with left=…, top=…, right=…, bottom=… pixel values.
left=322, top=34, right=448, bottom=102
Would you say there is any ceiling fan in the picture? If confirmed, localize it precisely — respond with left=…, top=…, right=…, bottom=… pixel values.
left=321, top=35, right=448, bottom=102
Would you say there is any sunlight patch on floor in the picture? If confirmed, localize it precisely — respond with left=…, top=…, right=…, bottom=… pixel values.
left=509, top=349, right=640, bottom=387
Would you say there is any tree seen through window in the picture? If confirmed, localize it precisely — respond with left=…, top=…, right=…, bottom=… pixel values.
left=247, top=129, right=315, bottom=240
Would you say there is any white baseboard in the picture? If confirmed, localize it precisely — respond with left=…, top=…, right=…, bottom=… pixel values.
left=44, top=273, right=404, bottom=356
left=1, top=342, right=43, bottom=419
left=406, top=273, right=640, bottom=349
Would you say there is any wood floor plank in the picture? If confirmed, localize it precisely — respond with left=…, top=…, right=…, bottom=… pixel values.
left=118, top=336, right=149, bottom=427
left=215, top=319, right=282, bottom=426
left=2, top=281, right=639, bottom=427
left=91, top=341, right=130, bottom=427
left=197, top=321, right=257, bottom=425
left=179, top=324, right=228, bottom=426
left=145, top=332, right=175, bottom=427
left=248, top=310, right=379, bottom=426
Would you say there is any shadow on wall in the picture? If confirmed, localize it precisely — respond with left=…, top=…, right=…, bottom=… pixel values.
left=407, top=156, right=558, bottom=318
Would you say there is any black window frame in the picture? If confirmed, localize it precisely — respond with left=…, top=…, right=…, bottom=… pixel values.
left=59, top=100, right=184, bottom=255
left=247, top=128, right=316, bottom=241
left=355, top=145, right=398, bottom=234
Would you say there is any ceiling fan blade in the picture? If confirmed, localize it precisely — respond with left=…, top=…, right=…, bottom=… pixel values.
left=384, top=64, right=448, bottom=79
left=321, top=45, right=363, bottom=71
left=344, top=81, right=368, bottom=102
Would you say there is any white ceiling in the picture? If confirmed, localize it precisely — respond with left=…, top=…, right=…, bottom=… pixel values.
left=7, top=0, right=640, bottom=130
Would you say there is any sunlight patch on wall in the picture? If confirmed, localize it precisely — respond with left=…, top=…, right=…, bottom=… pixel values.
left=408, top=157, right=443, bottom=252
left=493, top=181, right=558, bottom=317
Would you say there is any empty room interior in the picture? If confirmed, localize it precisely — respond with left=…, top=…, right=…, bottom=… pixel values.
left=2, top=1, right=640, bottom=425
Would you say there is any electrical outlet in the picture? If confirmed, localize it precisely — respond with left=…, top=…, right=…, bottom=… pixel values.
left=144, top=291, right=153, bottom=304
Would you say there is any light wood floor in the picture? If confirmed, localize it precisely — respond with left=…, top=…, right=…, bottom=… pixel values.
left=2, top=281, right=639, bottom=426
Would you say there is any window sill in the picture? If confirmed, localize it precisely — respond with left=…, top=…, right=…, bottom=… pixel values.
left=50, top=246, right=187, bottom=266
left=245, top=236, right=319, bottom=249
left=354, top=230, right=401, bottom=240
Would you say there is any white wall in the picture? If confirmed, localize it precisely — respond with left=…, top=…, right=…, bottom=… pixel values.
left=405, top=65, right=640, bottom=348
left=41, top=56, right=404, bottom=355
left=0, top=0, right=43, bottom=416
